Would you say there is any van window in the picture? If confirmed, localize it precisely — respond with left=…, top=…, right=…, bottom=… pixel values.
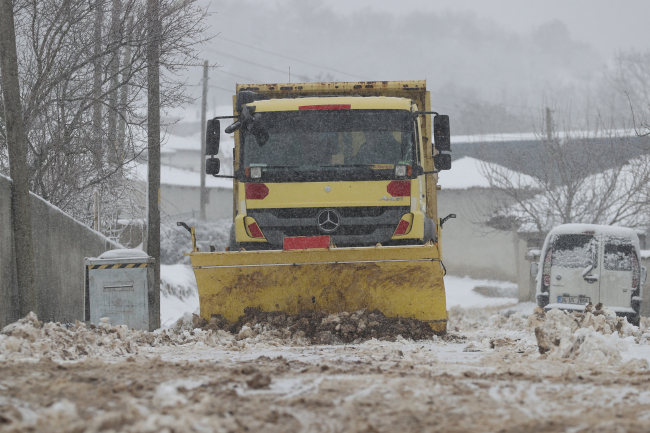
left=604, top=237, right=634, bottom=271
left=552, top=234, right=598, bottom=269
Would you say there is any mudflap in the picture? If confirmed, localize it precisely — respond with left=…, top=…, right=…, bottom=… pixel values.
left=189, top=244, right=447, bottom=334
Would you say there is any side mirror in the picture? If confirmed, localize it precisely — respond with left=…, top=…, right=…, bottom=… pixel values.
left=434, top=153, right=451, bottom=170
left=530, top=262, right=539, bottom=277
left=433, top=115, right=450, bottom=152
left=642, top=266, right=647, bottom=284
left=206, top=157, right=220, bottom=175
left=206, top=119, right=220, bottom=155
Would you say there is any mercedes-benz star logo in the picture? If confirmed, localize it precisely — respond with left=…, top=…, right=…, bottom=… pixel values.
left=317, top=209, right=340, bottom=233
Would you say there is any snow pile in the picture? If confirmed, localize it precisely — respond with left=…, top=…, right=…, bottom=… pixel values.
left=450, top=303, right=650, bottom=362
left=197, top=307, right=437, bottom=344
left=160, top=264, right=197, bottom=300
left=160, top=264, right=200, bottom=328
left=531, top=305, right=641, bottom=365
left=448, top=306, right=527, bottom=332
left=0, top=313, right=238, bottom=362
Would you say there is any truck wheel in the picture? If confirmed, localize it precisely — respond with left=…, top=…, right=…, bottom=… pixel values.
left=424, top=217, right=437, bottom=244
left=629, top=313, right=640, bottom=327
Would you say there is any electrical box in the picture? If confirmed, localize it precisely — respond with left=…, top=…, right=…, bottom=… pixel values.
left=85, top=249, right=155, bottom=331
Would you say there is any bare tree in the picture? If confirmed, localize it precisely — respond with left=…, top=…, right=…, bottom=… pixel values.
left=478, top=108, right=650, bottom=240
left=0, top=0, right=211, bottom=230
left=605, top=50, right=650, bottom=137
left=0, top=0, right=36, bottom=316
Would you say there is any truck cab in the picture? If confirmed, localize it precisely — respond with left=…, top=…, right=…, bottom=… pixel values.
left=206, top=81, right=451, bottom=251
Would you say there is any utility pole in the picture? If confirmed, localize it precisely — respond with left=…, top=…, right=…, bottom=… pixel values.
left=0, top=0, right=37, bottom=318
left=92, top=0, right=104, bottom=168
left=545, top=107, right=553, bottom=142
left=93, top=190, right=101, bottom=232
left=200, top=60, right=208, bottom=220
left=107, top=0, right=122, bottom=164
left=117, top=15, right=133, bottom=157
left=146, top=0, right=160, bottom=330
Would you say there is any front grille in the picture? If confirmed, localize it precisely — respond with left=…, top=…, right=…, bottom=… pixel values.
left=248, top=206, right=409, bottom=246
left=256, top=206, right=408, bottom=219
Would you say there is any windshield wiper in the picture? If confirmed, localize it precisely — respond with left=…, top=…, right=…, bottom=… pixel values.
left=258, top=165, right=306, bottom=180
left=318, top=164, right=376, bottom=170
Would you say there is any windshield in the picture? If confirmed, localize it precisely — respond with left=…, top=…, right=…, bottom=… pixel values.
left=241, top=109, right=416, bottom=181
left=552, top=234, right=598, bottom=269
left=604, top=236, right=635, bottom=271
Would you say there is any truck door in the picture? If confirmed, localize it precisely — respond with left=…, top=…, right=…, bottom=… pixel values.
left=549, top=233, right=600, bottom=308
left=600, top=236, right=635, bottom=309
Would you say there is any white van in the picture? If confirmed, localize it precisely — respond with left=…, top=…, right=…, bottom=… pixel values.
left=533, top=224, right=647, bottom=326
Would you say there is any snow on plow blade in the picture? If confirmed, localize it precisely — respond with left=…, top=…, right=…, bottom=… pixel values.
left=189, top=244, right=447, bottom=334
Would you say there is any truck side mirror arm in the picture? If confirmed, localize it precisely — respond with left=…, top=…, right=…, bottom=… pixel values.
left=440, top=213, right=456, bottom=228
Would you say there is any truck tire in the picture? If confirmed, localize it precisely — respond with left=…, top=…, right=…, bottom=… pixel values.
left=629, top=313, right=640, bottom=327
left=424, top=217, right=437, bottom=244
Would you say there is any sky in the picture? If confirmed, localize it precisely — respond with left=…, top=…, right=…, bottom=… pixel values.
left=312, top=0, right=650, bottom=57
left=170, top=0, right=650, bottom=134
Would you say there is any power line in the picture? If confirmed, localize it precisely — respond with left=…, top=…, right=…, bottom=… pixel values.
left=216, top=35, right=368, bottom=81
left=214, top=69, right=259, bottom=83
left=183, top=83, right=235, bottom=94
left=201, top=46, right=311, bottom=82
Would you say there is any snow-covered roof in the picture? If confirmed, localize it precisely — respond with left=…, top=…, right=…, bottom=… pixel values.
left=134, top=164, right=233, bottom=189
left=451, top=128, right=640, bottom=144
left=438, top=156, right=537, bottom=190
left=163, top=132, right=202, bottom=151
left=98, top=249, right=150, bottom=260
left=548, top=223, right=639, bottom=239
left=162, top=131, right=235, bottom=159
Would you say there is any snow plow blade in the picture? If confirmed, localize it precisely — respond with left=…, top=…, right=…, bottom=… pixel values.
left=189, top=244, right=447, bottom=334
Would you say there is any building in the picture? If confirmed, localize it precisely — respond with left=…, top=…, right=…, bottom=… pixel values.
left=437, top=156, right=533, bottom=298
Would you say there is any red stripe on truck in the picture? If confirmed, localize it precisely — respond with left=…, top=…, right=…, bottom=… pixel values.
left=283, top=236, right=330, bottom=250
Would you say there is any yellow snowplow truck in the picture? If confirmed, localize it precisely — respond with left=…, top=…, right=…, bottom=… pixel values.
left=189, top=80, right=453, bottom=334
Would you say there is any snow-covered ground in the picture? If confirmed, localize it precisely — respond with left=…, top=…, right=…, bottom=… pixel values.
left=444, top=275, right=518, bottom=309
left=160, top=264, right=199, bottom=328
left=3, top=273, right=650, bottom=432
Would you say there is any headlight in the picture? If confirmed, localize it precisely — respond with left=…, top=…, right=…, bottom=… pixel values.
left=250, top=166, right=262, bottom=179
left=395, top=164, right=407, bottom=177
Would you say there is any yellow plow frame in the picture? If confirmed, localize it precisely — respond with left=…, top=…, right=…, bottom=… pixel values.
left=190, top=244, right=447, bottom=334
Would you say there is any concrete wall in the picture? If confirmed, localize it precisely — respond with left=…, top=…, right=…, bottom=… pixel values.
left=438, top=188, right=521, bottom=282
left=0, top=175, right=120, bottom=327
left=161, top=184, right=233, bottom=220
left=0, top=176, right=18, bottom=328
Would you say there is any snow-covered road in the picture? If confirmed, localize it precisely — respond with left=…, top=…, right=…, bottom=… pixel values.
left=3, top=274, right=650, bottom=432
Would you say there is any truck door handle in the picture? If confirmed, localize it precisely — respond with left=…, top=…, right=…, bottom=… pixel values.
left=583, top=275, right=599, bottom=283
